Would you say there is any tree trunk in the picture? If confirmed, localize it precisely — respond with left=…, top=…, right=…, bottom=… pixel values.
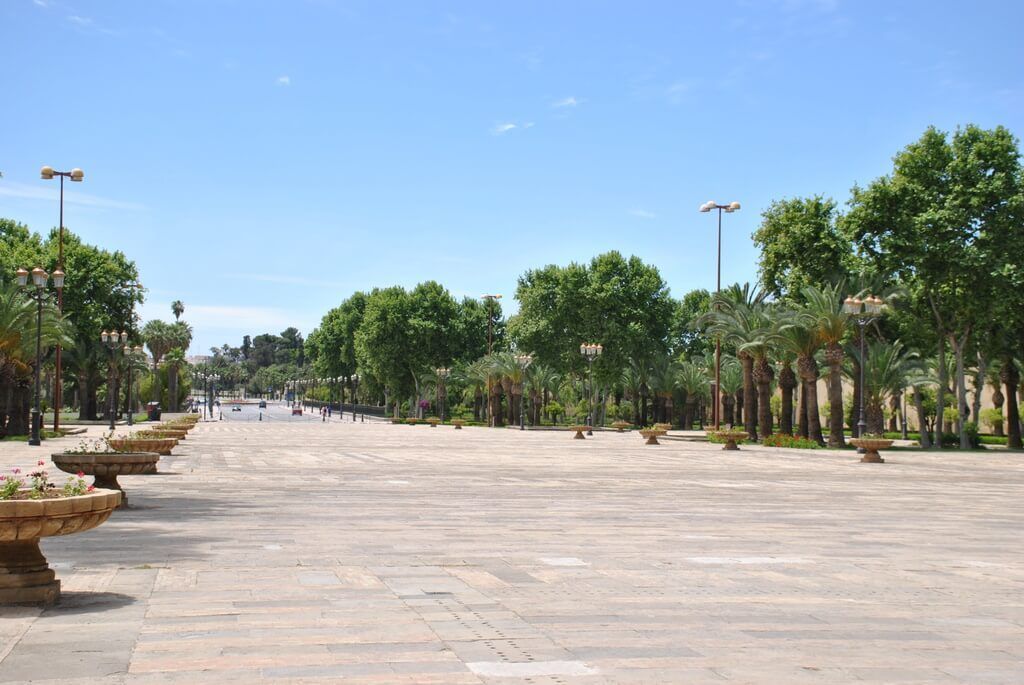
left=935, top=336, right=947, bottom=448
left=866, top=401, right=885, bottom=435
left=754, top=357, right=773, bottom=440
left=888, top=393, right=900, bottom=433
left=1003, top=359, right=1021, bottom=449
left=992, top=382, right=1005, bottom=436
left=779, top=362, right=796, bottom=436
left=825, top=344, right=846, bottom=447
left=972, top=354, right=987, bottom=429
left=798, top=355, right=824, bottom=445
left=950, top=331, right=972, bottom=450
left=722, top=395, right=735, bottom=427
left=913, top=388, right=932, bottom=448
left=740, top=354, right=757, bottom=441
left=798, top=382, right=809, bottom=438
left=168, top=365, right=179, bottom=412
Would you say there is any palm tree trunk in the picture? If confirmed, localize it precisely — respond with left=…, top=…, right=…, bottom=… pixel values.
left=992, top=382, right=1004, bottom=436
left=741, top=355, right=757, bottom=440
left=168, top=365, right=179, bottom=412
left=798, top=383, right=809, bottom=438
left=888, top=393, right=900, bottom=433
left=779, top=363, right=795, bottom=436
left=753, top=357, right=772, bottom=439
left=734, top=389, right=742, bottom=426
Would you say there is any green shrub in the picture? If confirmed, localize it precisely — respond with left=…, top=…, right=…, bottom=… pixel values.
left=941, top=422, right=980, bottom=448
left=980, top=408, right=1004, bottom=432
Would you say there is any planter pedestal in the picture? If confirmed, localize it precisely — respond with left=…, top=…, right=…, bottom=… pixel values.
left=638, top=429, right=666, bottom=445
left=52, top=453, right=160, bottom=508
left=0, top=489, right=121, bottom=605
left=849, top=438, right=893, bottom=464
left=709, top=431, right=749, bottom=451
left=860, top=450, right=885, bottom=463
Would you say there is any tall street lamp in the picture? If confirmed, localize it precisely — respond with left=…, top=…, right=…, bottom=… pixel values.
left=41, top=166, right=83, bottom=434
left=16, top=266, right=65, bottom=445
left=699, top=200, right=740, bottom=430
left=514, top=354, right=533, bottom=430
left=101, top=330, right=128, bottom=431
left=842, top=294, right=885, bottom=448
left=580, top=343, right=603, bottom=435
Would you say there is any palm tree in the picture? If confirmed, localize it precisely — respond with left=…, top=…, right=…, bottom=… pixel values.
left=1000, top=356, right=1021, bottom=449
left=648, top=355, right=677, bottom=425
left=171, top=300, right=185, bottom=322
left=143, top=320, right=177, bottom=407
left=775, top=319, right=824, bottom=444
left=718, top=357, right=742, bottom=427
left=525, top=362, right=559, bottom=426
left=163, top=348, right=189, bottom=412
left=802, top=284, right=850, bottom=447
left=675, top=361, right=707, bottom=429
left=460, top=359, right=488, bottom=422
left=855, top=340, right=920, bottom=435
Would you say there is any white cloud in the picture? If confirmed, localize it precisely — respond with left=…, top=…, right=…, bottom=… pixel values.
left=0, top=182, right=146, bottom=211
left=522, top=122, right=535, bottom=129
left=491, top=122, right=517, bottom=135
left=629, top=209, right=657, bottom=219
left=67, top=15, right=92, bottom=26
left=276, top=75, right=291, bottom=86
left=553, top=96, right=579, bottom=108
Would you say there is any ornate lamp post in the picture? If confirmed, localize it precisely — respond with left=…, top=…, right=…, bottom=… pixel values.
left=579, top=343, right=603, bottom=435
left=514, top=354, right=533, bottom=430
left=435, top=367, right=450, bottom=423
left=351, top=373, right=361, bottom=422
left=41, top=165, right=83, bottom=434
left=101, top=330, right=128, bottom=431
left=699, top=200, right=741, bottom=431
left=15, top=267, right=65, bottom=445
left=842, top=294, right=885, bottom=448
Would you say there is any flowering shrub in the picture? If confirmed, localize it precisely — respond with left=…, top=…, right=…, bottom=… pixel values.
left=761, top=434, right=822, bottom=449
left=63, top=432, right=118, bottom=455
left=0, top=461, right=94, bottom=500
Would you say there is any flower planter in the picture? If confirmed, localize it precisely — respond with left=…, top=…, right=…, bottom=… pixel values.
left=52, top=452, right=161, bottom=506
left=426, top=418, right=440, bottom=427
left=709, top=430, right=749, bottom=451
left=611, top=421, right=632, bottom=433
left=638, top=428, right=666, bottom=445
left=451, top=419, right=465, bottom=430
left=0, top=488, right=121, bottom=605
left=569, top=425, right=590, bottom=440
left=110, top=436, right=177, bottom=456
left=653, top=423, right=672, bottom=433
left=152, top=427, right=187, bottom=440
left=849, top=438, right=893, bottom=463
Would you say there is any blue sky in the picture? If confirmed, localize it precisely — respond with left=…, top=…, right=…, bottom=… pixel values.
left=2, top=0, right=1022, bottom=354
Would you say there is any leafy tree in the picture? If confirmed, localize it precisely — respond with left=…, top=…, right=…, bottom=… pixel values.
left=753, top=196, right=855, bottom=300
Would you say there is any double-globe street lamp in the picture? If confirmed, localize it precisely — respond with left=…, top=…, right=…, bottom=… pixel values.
left=579, top=343, right=603, bottom=435
left=100, top=330, right=129, bottom=431
left=699, top=200, right=741, bottom=431
left=842, top=295, right=886, bottom=447
left=41, top=165, right=83, bottom=434
left=514, top=354, right=533, bottom=430
left=15, top=267, right=65, bottom=446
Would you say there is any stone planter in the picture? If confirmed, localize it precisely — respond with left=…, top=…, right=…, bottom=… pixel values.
left=0, top=488, right=121, bottom=605
left=52, top=452, right=161, bottom=506
left=426, top=418, right=440, bottom=427
left=110, top=436, right=177, bottom=456
left=611, top=421, right=632, bottom=433
left=153, top=427, right=187, bottom=440
left=653, top=423, right=672, bottom=432
left=451, top=419, right=465, bottom=430
left=569, top=425, right=590, bottom=440
left=709, top=430, right=749, bottom=451
left=849, top=438, right=893, bottom=463
left=638, top=428, right=666, bottom=445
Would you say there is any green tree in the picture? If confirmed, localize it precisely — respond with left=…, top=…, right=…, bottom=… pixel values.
left=753, top=196, right=854, bottom=300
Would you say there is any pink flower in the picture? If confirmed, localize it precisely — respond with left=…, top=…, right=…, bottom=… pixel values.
left=0, top=476, right=5, bottom=481
left=86, top=485, right=95, bottom=492
left=37, top=460, right=44, bottom=466
left=77, top=471, right=85, bottom=478
left=12, top=468, right=20, bottom=474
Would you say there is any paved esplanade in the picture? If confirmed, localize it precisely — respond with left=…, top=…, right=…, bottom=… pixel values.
left=1, top=414, right=1022, bottom=683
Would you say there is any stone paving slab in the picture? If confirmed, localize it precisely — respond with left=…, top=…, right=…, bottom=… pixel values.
left=0, top=418, right=1022, bottom=683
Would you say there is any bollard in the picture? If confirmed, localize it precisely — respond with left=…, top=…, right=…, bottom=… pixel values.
left=259, top=411, right=262, bottom=421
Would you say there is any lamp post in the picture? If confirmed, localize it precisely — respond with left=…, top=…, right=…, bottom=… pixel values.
left=842, top=295, right=885, bottom=449
left=101, top=330, right=128, bottom=431
left=482, top=294, right=502, bottom=427
left=125, top=345, right=144, bottom=426
left=699, top=200, right=741, bottom=431
left=580, top=343, right=603, bottom=435
left=514, top=354, right=533, bottom=430
left=41, top=166, right=83, bottom=434
left=16, top=266, right=65, bottom=445
left=352, top=373, right=361, bottom=422
left=435, top=367, right=450, bottom=423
